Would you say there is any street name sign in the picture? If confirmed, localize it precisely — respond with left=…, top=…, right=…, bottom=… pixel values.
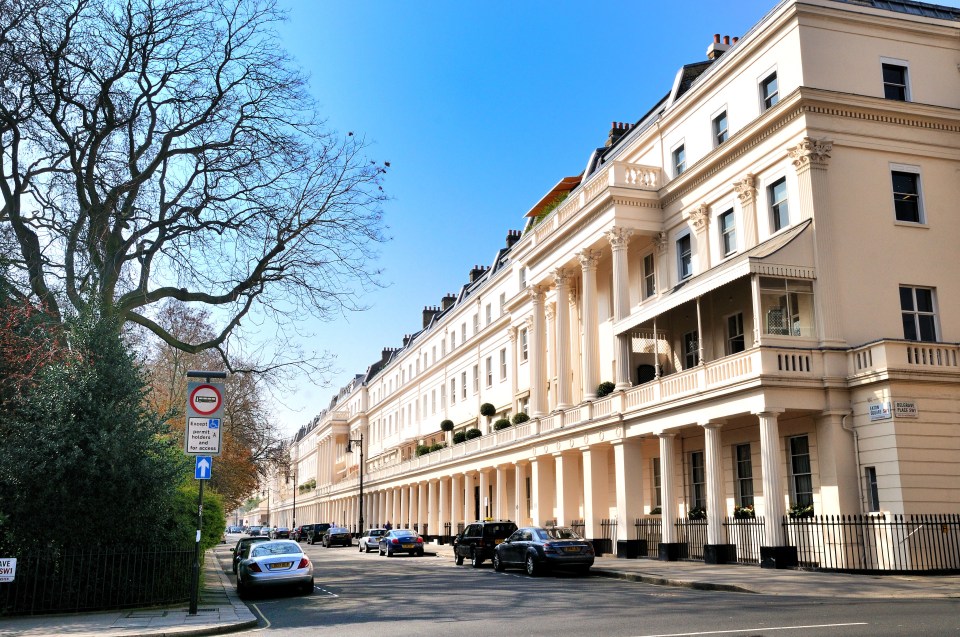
left=195, top=456, right=212, bottom=480
left=0, top=558, right=16, bottom=582
left=185, top=381, right=224, bottom=456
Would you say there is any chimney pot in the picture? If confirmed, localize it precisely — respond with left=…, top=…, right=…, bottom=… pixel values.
left=723, top=35, right=730, bottom=45
left=714, top=33, right=721, bottom=43
left=732, top=36, right=739, bottom=44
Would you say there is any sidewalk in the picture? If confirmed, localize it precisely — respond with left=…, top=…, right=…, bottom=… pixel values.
left=0, top=545, right=257, bottom=637
left=427, top=542, right=960, bottom=599
left=4, top=541, right=960, bottom=637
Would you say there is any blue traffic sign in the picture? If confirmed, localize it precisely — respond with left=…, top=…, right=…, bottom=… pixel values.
left=195, top=456, right=212, bottom=480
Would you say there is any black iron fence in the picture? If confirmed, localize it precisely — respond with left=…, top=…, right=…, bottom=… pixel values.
left=634, top=518, right=662, bottom=558
left=0, top=547, right=194, bottom=616
left=724, top=516, right=766, bottom=565
left=675, top=519, right=707, bottom=560
left=784, top=514, right=960, bottom=574
left=570, top=519, right=585, bottom=537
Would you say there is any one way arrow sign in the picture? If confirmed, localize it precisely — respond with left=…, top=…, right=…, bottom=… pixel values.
left=195, top=456, right=212, bottom=480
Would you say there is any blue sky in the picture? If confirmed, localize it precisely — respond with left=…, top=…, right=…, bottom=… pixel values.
left=268, top=0, right=958, bottom=436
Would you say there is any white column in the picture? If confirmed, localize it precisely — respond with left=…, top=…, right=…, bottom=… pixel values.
left=531, top=456, right=555, bottom=526
left=514, top=461, right=528, bottom=525
left=554, top=452, right=580, bottom=526
left=659, top=433, right=678, bottom=544
left=569, top=289, right=582, bottom=402
left=553, top=269, right=572, bottom=409
left=582, top=445, right=609, bottom=540
left=702, top=421, right=725, bottom=546
left=734, top=173, right=758, bottom=248
left=399, top=486, right=408, bottom=529
left=464, top=472, right=476, bottom=523
left=417, top=482, right=427, bottom=534
left=758, top=410, right=787, bottom=546
left=613, top=439, right=644, bottom=542
left=528, top=286, right=547, bottom=416
left=577, top=250, right=601, bottom=400
left=450, top=474, right=463, bottom=534
left=689, top=203, right=711, bottom=271
left=508, top=327, right=519, bottom=414
left=495, top=465, right=509, bottom=520
left=478, top=469, right=491, bottom=519
left=607, top=227, right=634, bottom=390
left=408, top=484, right=416, bottom=529
left=437, top=477, right=448, bottom=536
left=545, top=303, right=557, bottom=411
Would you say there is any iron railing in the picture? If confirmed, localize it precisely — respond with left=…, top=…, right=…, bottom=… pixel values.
left=456, top=522, right=465, bottom=535
left=570, top=519, right=585, bottom=537
left=784, top=514, right=960, bottom=574
left=724, top=516, right=766, bottom=565
left=675, top=519, right=707, bottom=560
left=443, top=522, right=452, bottom=537
left=0, top=547, right=194, bottom=616
left=634, top=518, right=662, bottom=557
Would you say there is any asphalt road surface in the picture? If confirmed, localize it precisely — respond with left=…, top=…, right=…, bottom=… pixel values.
left=216, top=540, right=960, bottom=637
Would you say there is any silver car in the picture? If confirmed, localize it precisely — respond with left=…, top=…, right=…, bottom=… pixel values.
left=358, top=528, right=388, bottom=553
left=236, top=540, right=314, bottom=598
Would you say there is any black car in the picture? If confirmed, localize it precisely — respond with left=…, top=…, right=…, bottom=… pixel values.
left=493, top=526, right=594, bottom=576
left=230, top=536, right=270, bottom=573
left=270, top=527, right=291, bottom=539
left=453, top=520, right=518, bottom=567
left=306, top=523, right=332, bottom=545
left=322, top=526, right=352, bottom=547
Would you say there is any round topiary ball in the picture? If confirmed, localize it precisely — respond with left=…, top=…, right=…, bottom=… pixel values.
left=440, top=419, right=454, bottom=432
left=479, top=402, right=496, bottom=417
left=596, top=381, right=616, bottom=397
left=493, top=418, right=511, bottom=431
left=511, top=412, right=530, bottom=425
left=452, top=431, right=467, bottom=444
left=465, top=428, right=482, bottom=440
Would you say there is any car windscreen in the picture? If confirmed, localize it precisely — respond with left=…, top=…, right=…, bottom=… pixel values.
left=251, top=543, right=303, bottom=557
left=483, top=523, right=516, bottom=537
left=392, top=531, right=416, bottom=538
left=540, top=527, right=583, bottom=540
left=330, top=527, right=348, bottom=533
left=370, top=530, right=386, bottom=536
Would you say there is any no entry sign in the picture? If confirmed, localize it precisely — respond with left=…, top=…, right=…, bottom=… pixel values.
left=185, top=381, right=225, bottom=456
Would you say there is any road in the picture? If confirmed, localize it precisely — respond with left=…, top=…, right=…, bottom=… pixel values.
left=215, top=539, right=960, bottom=637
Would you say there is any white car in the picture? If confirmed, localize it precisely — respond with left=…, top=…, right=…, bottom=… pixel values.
left=236, top=540, right=314, bottom=598
left=358, top=528, right=388, bottom=553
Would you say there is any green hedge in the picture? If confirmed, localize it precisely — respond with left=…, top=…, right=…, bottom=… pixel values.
left=493, top=418, right=511, bottom=431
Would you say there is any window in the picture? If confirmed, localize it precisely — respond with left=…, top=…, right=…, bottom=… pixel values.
left=866, top=467, right=880, bottom=512
left=450, top=379, right=456, bottom=405
left=652, top=458, right=662, bottom=508
left=450, top=332, right=456, bottom=350
left=643, top=253, right=656, bottom=299
left=485, top=304, right=492, bottom=325
left=485, top=356, right=493, bottom=387
left=760, top=72, right=779, bottom=111
left=499, top=347, right=507, bottom=380
left=900, top=286, right=937, bottom=342
left=727, top=313, right=745, bottom=354
left=432, top=346, right=436, bottom=363
left=690, top=451, right=705, bottom=510
left=462, top=371, right=468, bottom=399
left=760, top=277, right=815, bottom=337
left=713, top=110, right=729, bottom=145
left=735, top=444, right=754, bottom=507
left=499, top=292, right=506, bottom=315
left=677, top=234, right=692, bottom=280
left=440, top=387, right=446, bottom=410
left=882, top=63, right=908, bottom=101
left=789, top=436, right=813, bottom=507
left=683, top=330, right=699, bottom=369
left=769, top=177, right=788, bottom=231
left=520, top=328, right=529, bottom=362
left=473, top=314, right=479, bottom=334
left=672, top=143, right=686, bottom=176
left=461, top=323, right=467, bottom=342
left=441, top=340, right=446, bottom=357
left=891, top=170, right=922, bottom=223
left=719, top=209, right=736, bottom=256
left=519, top=267, right=526, bottom=289
left=431, top=389, right=436, bottom=414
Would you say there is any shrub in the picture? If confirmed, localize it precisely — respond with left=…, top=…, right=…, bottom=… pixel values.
left=440, top=419, right=454, bottom=432
left=416, top=445, right=430, bottom=457
left=733, top=504, right=755, bottom=519
left=493, top=418, right=511, bottom=431
left=688, top=506, right=707, bottom=520
left=452, top=431, right=467, bottom=444
left=789, top=503, right=815, bottom=519
left=596, top=381, right=616, bottom=397
left=649, top=507, right=662, bottom=515
left=511, top=412, right=530, bottom=425
left=429, top=442, right=446, bottom=452
left=465, top=428, right=482, bottom=440
left=479, top=402, right=496, bottom=417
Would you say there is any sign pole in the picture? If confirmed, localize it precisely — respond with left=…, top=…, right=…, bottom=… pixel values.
left=185, top=370, right=227, bottom=616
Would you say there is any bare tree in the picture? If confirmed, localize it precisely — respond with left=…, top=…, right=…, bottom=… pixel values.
left=0, top=0, right=387, bottom=373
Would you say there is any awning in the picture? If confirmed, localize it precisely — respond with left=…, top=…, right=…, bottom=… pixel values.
left=614, top=219, right=815, bottom=335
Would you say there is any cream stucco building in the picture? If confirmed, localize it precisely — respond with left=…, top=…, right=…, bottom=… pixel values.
left=264, top=0, right=960, bottom=569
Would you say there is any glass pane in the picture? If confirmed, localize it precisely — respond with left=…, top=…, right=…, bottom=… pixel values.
left=915, top=288, right=933, bottom=312
left=918, top=315, right=936, bottom=342
left=899, top=286, right=914, bottom=311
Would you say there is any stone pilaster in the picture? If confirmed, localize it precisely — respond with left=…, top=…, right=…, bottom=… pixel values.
left=553, top=268, right=572, bottom=409
left=577, top=250, right=601, bottom=400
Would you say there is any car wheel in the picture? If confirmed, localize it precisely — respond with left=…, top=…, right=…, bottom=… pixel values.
left=525, top=554, right=540, bottom=577
left=577, top=565, right=591, bottom=576
left=493, top=553, right=504, bottom=572
left=470, top=550, right=483, bottom=568
left=301, top=578, right=315, bottom=595
left=379, top=546, right=384, bottom=556
left=417, top=549, right=424, bottom=557
left=236, top=577, right=249, bottom=599
left=455, top=552, right=464, bottom=566
left=387, top=549, right=394, bottom=557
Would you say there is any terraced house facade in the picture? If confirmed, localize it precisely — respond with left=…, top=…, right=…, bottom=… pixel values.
left=263, top=0, right=960, bottom=571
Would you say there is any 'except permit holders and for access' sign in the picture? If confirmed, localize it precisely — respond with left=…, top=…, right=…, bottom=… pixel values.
left=185, top=381, right=224, bottom=456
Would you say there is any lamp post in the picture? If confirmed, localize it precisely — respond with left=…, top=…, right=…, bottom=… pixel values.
left=346, top=433, right=364, bottom=535
left=289, top=450, right=297, bottom=533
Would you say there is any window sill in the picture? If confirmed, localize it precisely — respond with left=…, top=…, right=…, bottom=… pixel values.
left=893, top=220, right=929, bottom=229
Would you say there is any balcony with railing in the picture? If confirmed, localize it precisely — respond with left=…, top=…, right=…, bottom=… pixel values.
left=848, top=339, right=960, bottom=381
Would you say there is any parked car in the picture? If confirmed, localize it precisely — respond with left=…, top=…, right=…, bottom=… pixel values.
left=236, top=540, right=314, bottom=598
left=493, top=526, right=594, bottom=576
left=270, top=527, right=291, bottom=539
left=453, top=520, right=518, bottom=567
left=358, top=528, right=388, bottom=553
left=230, top=536, right=270, bottom=574
left=322, top=526, right=352, bottom=547
left=378, top=529, right=424, bottom=557
left=290, top=526, right=305, bottom=542
left=306, top=523, right=333, bottom=545
left=247, top=526, right=264, bottom=537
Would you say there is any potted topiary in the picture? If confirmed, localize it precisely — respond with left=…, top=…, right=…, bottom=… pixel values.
left=452, top=431, right=467, bottom=444
left=465, top=428, right=482, bottom=440
left=596, top=381, right=616, bottom=398
left=429, top=442, right=446, bottom=452
left=479, top=403, right=496, bottom=418
left=493, top=418, right=511, bottom=431
left=440, top=419, right=454, bottom=432
left=511, top=412, right=530, bottom=425
left=416, top=444, right=430, bottom=457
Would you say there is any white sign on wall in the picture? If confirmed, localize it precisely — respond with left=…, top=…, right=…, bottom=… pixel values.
left=0, top=558, right=16, bottom=583
left=894, top=400, right=919, bottom=418
left=869, top=402, right=892, bottom=421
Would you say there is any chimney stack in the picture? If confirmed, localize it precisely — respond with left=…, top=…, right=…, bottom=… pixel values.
left=422, top=305, right=440, bottom=328
left=381, top=347, right=395, bottom=364
left=402, top=334, right=411, bottom=347
left=707, top=33, right=736, bottom=60
left=469, top=264, right=489, bottom=283
left=605, top=121, right=631, bottom=148
left=505, top=229, right=521, bottom=249
left=441, top=293, right=457, bottom=311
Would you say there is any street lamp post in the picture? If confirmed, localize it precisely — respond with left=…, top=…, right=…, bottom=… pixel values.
left=346, top=433, right=364, bottom=535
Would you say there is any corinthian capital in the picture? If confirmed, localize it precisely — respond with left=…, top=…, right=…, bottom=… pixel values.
left=734, top=173, right=757, bottom=204
left=552, top=268, right=570, bottom=288
left=577, top=249, right=601, bottom=270
left=688, top=203, right=710, bottom=232
left=526, top=285, right=545, bottom=304
left=605, top=226, right=634, bottom=250
left=788, top=137, right=833, bottom=171
left=654, top=230, right=668, bottom=254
